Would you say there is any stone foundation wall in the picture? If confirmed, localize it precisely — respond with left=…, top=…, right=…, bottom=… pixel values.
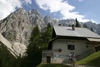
left=42, top=58, right=70, bottom=63
left=42, top=50, right=71, bottom=63
left=51, top=58, right=70, bottom=63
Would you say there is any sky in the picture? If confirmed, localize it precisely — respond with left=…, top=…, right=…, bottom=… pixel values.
left=0, top=0, right=100, bottom=24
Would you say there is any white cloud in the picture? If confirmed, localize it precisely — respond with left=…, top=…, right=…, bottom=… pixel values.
left=91, top=19, right=98, bottom=24
left=35, top=0, right=89, bottom=22
left=0, top=0, right=32, bottom=20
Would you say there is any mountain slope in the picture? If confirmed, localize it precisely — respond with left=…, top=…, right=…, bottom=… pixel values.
left=0, top=8, right=46, bottom=46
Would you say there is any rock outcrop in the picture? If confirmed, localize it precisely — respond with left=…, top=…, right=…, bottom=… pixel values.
left=0, top=8, right=46, bottom=46
left=44, top=15, right=59, bottom=26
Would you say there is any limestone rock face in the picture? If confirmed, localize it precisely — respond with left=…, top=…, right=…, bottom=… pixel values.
left=44, top=15, right=59, bottom=26
left=28, top=9, right=46, bottom=31
left=59, top=19, right=75, bottom=26
left=0, top=8, right=31, bottom=45
left=0, top=8, right=46, bottom=46
left=84, top=22, right=98, bottom=33
left=0, top=8, right=47, bottom=56
left=0, top=33, right=26, bottom=56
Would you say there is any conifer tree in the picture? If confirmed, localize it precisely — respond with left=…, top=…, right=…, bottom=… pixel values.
left=91, top=27, right=94, bottom=32
left=75, top=18, right=81, bottom=27
left=25, top=25, right=41, bottom=67
left=40, top=23, right=52, bottom=49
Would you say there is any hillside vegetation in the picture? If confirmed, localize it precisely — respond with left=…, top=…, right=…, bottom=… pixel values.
left=76, top=51, right=100, bottom=66
left=36, top=63, right=72, bottom=67
left=0, top=42, right=17, bottom=67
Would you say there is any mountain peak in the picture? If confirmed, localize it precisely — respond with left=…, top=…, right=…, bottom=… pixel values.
left=15, top=8, right=26, bottom=13
left=28, top=9, right=39, bottom=15
left=45, top=15, right=51, bottom=17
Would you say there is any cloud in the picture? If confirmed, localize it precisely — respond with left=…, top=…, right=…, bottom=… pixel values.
left=0, top=0, right=32, bottom=20
left=91, top=19, right=98, bottom=24
left=35, top=0, right=89, bottom=22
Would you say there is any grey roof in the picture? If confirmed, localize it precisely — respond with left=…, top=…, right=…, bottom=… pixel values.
left=54, top=26, right=100, bottom=38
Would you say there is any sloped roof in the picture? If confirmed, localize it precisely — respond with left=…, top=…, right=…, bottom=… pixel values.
left=54, top=26, right=100, bottom=38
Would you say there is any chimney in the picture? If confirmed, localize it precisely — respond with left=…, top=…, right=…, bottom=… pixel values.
left=58, top=24, right=61, bottom=26
left=72, top=24, right=75, bottom=30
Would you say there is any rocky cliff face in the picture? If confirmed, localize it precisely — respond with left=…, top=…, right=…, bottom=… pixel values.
left=0, top=8, right=46, bottom=56
left=0, top=8, right=46, bottom=46
left=28, top=9, right=46, bottom=31
left=44, top=15, right=59, bottom=26
left=84, top=22, right=98, bottom=33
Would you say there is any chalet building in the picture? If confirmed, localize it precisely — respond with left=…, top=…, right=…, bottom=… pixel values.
left=42, top=24, right=100, bottom=63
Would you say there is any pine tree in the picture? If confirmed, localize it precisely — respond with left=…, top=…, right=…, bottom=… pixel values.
left=91, top=27, right=94, bottom=32
left=75, top=18, right=81, bottom=27
left=47, top=23, right=52, bottom=29
left=40, top=23, right=52, bottom=49
left=24, top=25, right=41, bottom=67
left=29, top=25, right=40, bottom=45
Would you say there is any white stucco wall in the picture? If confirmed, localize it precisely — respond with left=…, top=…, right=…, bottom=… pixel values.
left=52, top=39, right=94, bottom=59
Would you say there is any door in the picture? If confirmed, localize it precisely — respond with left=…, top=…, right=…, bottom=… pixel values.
left=47, top=56, right=51, bottom=63
left=95, top=47, right=99, bottom=52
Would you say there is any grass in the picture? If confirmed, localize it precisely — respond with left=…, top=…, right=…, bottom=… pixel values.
left=36, top=63, right=72, bottom=67
left=75, top=51, right=100, bottom=66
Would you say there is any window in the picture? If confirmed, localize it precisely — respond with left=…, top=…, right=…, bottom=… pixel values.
left=68, top=45, right=75, bottom=50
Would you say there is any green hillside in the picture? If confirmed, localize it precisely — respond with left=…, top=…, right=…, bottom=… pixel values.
left=36, top=63, right=72, bottom=67
left=76, top=51, right=100, bottom=66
